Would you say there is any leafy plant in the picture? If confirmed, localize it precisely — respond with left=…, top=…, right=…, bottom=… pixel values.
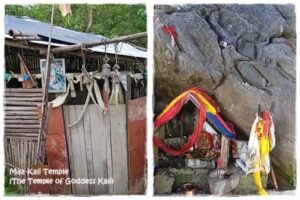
left=4, top=170, right=24, bottom=196
left=5, top=4, right=147, bottom=47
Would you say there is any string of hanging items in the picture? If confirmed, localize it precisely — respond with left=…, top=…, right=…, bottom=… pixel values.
left=5, top=43, right=145, bottom=126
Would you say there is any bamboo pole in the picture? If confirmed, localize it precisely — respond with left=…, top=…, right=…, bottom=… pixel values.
left=51, top=32, right=147, bottom=54
left=8, top=29, right=39, bottom=38
left=5, top=40, right=144, bottom=62
left=35, top=5, right=55, bottom=165
left=17, top=53, right=38, bottom=88
left=14, top=36, right=42, bottom=41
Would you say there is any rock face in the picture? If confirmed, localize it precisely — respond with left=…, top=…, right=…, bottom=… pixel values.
left=208, top=169, right=240, bottom=195
left=154, top=170, right=175, bottom=194
left=169, top=168, right=211, bottom=191
left=227, top=163, right=268, bottom=195
left=154, top=4, right=296, bottom=189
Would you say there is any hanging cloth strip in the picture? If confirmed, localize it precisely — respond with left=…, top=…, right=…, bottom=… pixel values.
left=86, top=80, right=105, bottom=111
left=206, top=113, right=236, bottom=139
left=50, top=72, right=106, bottom=126
left=109, top=70, right=124, bottom=105
left=51, top=74, right=76, bottom=108
left=93, top=78, right=107, bottom=114
left=161, top=24, right=185, bottom=52
left=103, top=77, right=110, bottom=108
left=68, top=80, right=106, bottom=127
left=5, top=73, right=11, bottom=83
left=247, top=111, right=275, bottom=195
left=68, top=81, right=92, bottom=127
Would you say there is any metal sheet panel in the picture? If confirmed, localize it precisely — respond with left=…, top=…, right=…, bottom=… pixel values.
left=128, top=97, right=146, bottom=194
left=128, top=97, right=147, bottom=123
left=27, top=165, right=52, bottom=194
left=37, top=106, right=69, bottom=194
left=128, top=120, right=146, bottom=151
left=45, top=134, right=69, bottom=194
left=5, top=15, right=147, bottom=58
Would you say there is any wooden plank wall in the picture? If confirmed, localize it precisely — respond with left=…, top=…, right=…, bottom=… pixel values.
left=63, top=104, right=128, bottom=195
left=4, top=88, right=41, bottom=173
left=110, top=105, right=128, bottom=194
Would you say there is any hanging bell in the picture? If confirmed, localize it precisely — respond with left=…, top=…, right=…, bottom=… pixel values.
left=101, top=55, right=111, bottom=76
left=113, top=63, right=120, bottom=71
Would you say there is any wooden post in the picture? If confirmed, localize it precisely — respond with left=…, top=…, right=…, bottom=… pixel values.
left=9, top=29, right=39, bottom=38
left=126, top=74, right=132, bottom=102
left=220, top=136, right=230, bottom=169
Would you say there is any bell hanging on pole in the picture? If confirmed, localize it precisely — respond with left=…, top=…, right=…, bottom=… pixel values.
left=113, top=63, right=120, bottom=71
left=101, top=55, right=111, bottom=76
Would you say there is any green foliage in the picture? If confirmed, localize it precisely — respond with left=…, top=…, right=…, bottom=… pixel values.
left=4, top=170, right=24, bottom=196
left=5, top=4, right=147, bottom=47
left=287, top=165, right=297, bottom=188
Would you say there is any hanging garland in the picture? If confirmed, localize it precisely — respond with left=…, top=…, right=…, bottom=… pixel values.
left=153, top=87, right=218, bottom=156
left=153, top=87, right=236, bottom=156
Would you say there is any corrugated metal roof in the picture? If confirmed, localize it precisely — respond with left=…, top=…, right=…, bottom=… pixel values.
left=5, top=15, right=147, bottom=58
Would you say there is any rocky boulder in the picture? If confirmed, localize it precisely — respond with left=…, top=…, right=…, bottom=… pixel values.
left=207, top=169, right=240, bottom=195
left=154, top=4, right=296, bottom=189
